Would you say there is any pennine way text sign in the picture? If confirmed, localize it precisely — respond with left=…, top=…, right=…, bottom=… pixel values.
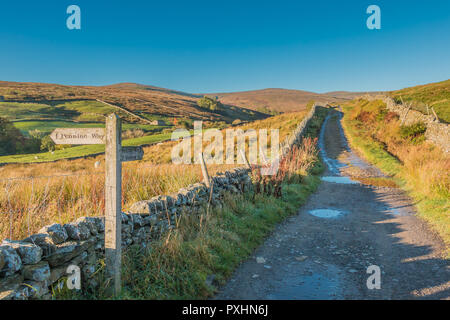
left=50, top=128, right=106, bottom=145
left=49, top=114, right=143, bottom=297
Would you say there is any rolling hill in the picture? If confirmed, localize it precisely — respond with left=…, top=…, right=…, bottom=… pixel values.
left=0, top=81, right=265, bottom=125
left=207, top=88, right=364, bottom=113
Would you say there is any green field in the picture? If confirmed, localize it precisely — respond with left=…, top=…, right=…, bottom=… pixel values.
left=390, top=79, right=450, bottom=123
left=0, top=132, right=173, bottom=164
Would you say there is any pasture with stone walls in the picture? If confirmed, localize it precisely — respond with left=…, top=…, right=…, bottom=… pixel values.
left=365, top=95, right=449, bottom=153
left=0, top=105, right=319, bottom=300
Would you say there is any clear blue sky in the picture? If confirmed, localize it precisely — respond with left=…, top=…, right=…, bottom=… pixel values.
left=0, top=0, right=449, bottom=93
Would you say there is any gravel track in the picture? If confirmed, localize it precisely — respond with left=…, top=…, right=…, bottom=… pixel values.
left=215, top=110, right=449, bottom=300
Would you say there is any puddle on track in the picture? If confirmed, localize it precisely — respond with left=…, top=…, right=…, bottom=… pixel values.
left=321, top=176, right=359, bottom=184
left=266, top=264, right=342, bottom=299
left=308, top=209, right=345, bottom=218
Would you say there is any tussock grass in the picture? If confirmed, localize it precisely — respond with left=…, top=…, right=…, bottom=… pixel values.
left=342, top=99, right=450, bottom=256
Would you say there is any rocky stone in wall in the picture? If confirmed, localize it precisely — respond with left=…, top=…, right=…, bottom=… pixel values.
left=0, top=273, right=24, bottom=299
left=1, top=240, right=41, bottom=265
left=23, top=233, right=57, bottom=257
left=22, top=261, right=51, bottom=282
left=0, top=246, right=22, bottom=277
left=75, top=217, right=99, bottom=236
left=48, top=250, right=88, bottom=286
left=64, top=221, right=91, bottom=241
left=46, top=238, right=95, bottom=267
left=15, top=279, right=49, bottom=300
left=38, top=224, right=68, bottom=244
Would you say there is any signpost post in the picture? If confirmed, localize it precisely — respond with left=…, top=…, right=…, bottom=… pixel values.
left=50, top=113, right=143, bottom=296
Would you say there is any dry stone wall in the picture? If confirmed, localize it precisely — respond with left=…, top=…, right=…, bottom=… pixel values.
left=0, top=105, right=319, bottom=300
left=366, top=95, right=449, bottom=153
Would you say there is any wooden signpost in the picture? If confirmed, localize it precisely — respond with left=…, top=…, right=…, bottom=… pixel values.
left=50, top=114, right=143, bottom=296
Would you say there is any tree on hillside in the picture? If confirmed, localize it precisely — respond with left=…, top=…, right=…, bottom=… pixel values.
left=28, top=129, right=46, bottom=140
left=0, top=117, right=25, bottom=155
left=197, top=96, right=222, bottom=112
left=40, top=135, right=56, bottom=152
left=178, top=118, right=193, bottom=129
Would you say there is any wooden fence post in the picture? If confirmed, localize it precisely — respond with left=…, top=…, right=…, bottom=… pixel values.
left=431, top=107, right=439, bottom=121
left=199, top=152, right=210, bottom=188
left=259, top=145, right=269, bottom=164
left=401, top=104, right=411, bottom=126
left=239, top=149, right=251, bottom=169
left=105, top=113, right=122, bottom=296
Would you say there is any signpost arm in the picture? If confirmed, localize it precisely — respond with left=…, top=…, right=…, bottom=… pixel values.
left=105, top=113, right=122, bottom=296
